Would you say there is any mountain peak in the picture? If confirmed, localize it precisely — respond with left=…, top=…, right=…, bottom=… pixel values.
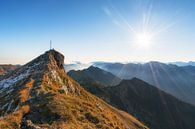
left=26, top=49, right=65, bottom=70
left=87, top=65, right=98, bottom=69
left=0, top=50, right=147, bottom=128
left=45, top=49, right=64, bottom=69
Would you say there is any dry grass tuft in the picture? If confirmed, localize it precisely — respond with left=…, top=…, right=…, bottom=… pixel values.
left=0, top=105, right=30, bottom=129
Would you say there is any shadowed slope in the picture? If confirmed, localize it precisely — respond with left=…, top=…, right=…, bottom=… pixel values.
left=94, top=62, right=195, bottom=105
left=68, top=66, right=121, bottom=86
left=106, top=78, right=195, bottom=129
left=69, top=69, right=195, bottom=129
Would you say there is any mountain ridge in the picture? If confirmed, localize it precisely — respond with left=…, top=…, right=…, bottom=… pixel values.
left=107, top=78, right=195, bottom=129
left=93, top=61, right=195, bottom=105
left=69, top=68, right=195, bottom=129
left=68, top=66, right=121, bottom=86
left=0, top=50, right=147, bottom=129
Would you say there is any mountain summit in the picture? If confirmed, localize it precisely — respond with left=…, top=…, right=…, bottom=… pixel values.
left=0, top=50, right=147, bottom=129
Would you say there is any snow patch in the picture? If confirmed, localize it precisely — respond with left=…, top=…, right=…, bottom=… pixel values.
left=0, top=62, right=43, bottom=89
left=0, top=71, right=29, bottom=89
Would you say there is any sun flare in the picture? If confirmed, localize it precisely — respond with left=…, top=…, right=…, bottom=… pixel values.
left=135, top=32, right=153, bottom=47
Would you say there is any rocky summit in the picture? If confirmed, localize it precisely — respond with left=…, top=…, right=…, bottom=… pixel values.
left=0, top=50, right=148, bottom=129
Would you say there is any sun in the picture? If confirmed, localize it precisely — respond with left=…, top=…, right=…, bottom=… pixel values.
left=135, top=32, right=153, bottom=48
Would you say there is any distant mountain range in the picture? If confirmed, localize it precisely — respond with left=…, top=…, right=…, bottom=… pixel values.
left=93, top=61, right=195, bottom=105
left=0, top=65, right=19, bottom=76
left=0, top=50, right=147, bottom=129
left=68, top=66, right=195, bottom=129
left=169, top=61, right=195, bottom=66
left=64, top=61, right=91, bottom=72
left=64, top=61, right=195, bottom=72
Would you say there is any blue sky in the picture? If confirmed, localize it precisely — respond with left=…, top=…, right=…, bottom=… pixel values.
left=0, top=0, right=195, bottom=64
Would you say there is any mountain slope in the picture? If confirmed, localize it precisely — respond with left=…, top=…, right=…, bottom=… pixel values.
left=106, top=78, right=195, bottom=129
left=0, top=50, right=147, bottom=129
left=93, top=61, right=195, bottom=105
left=69, top=71, right=195, bottom=129
left=68, top=66, right=121, bottom=86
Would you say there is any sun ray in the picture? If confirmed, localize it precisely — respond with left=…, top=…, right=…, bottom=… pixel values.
left=103, top=0, right=178, bottom=49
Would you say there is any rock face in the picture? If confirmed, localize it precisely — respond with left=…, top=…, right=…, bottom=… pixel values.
left=0, top=50, right=148, bottom=129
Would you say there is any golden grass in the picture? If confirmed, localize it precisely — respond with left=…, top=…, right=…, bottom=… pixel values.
left=0, top=105, right=30, bottom=129
left=19, top=79, right=34, bottom=102
left=0, top=57, right=148, bottom=129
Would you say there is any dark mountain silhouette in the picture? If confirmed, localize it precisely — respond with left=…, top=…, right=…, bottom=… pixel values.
left=69, top=68, right=195, bottom=129
left=68, top=66, right=121, bottom=86
left=0, top=50, right=147, bottom=129
left=106, top=78, right=195, bottom=129
left=93, top=61, right=195, bottom=105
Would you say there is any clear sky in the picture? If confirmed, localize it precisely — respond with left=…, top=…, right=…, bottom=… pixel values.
left=0, top=0, right=195, bottom=64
